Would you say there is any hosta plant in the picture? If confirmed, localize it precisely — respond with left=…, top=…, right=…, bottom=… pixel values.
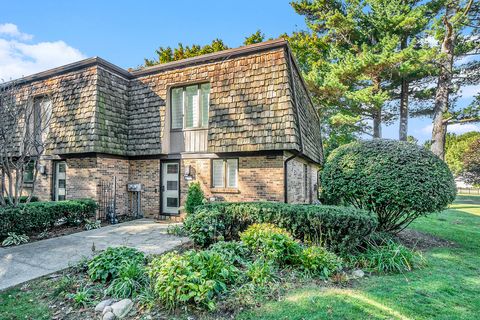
left=2, top=232, right=29, bottom=246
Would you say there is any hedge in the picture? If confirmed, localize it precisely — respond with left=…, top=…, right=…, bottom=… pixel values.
left=0, top=199, right=97, bottom=237
left=3, top=196, right=40, bottom=204
left=184, top=202, right=378, bottom=253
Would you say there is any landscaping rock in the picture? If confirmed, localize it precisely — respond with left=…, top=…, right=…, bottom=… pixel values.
left=102, top=306, right=113, bottom=315
left=95, top=299, right=114, bottom=312
left=352, top=269, right=365, bottom=278
left=103, top=311, right=116, bottom=320
left=111, top=299, right=133, bottom=319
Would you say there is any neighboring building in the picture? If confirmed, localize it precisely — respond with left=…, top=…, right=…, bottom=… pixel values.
left=8, top=39, right=323, bottom=218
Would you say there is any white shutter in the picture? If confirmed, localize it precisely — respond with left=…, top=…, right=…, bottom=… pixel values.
left=185, top=85, right=198, bottom=128
left=200, top=83, right=210, bottom=127
left=226, top=159, right=238, bottom=188
left=171, top=88, right=183, bottom=129
left=212, top=160, right=225, bottom=188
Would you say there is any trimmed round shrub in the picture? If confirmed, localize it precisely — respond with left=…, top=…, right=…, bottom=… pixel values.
left=321, top=139, right=456, bottom=232
left=184, top=202, right=377, bottom=253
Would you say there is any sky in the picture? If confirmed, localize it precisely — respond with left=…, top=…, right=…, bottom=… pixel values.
left=0, top=0, right=478, bottom=142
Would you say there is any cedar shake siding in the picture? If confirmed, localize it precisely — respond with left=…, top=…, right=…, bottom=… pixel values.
left=5, top=39, right=323, bottom=217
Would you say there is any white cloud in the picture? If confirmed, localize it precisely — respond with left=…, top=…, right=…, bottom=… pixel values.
left=421, top=123, right=480, bottom=135
left=0, top=23, right=86, bottom=81
left=0, top=23, right=33, bottom=41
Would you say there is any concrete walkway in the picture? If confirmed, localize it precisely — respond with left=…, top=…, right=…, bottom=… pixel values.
left=0, top=219, right=189, bottom=291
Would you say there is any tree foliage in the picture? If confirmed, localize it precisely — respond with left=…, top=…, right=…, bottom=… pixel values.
left=444, top=131, right=480, bottom=175
left=144, top=39, right=229, bottom=66
left=463, top=138, right=480, bottom=186
left=321, top=139, right=457, bottom=232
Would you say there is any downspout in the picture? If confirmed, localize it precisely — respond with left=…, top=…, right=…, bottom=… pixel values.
left=284, top=46, right=304, bottom=203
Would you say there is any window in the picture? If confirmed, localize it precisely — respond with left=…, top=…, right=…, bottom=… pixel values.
left=171, top=83, right=210, bottom=129
left=32, top=96, right=52, bottom=143
left=23, top=162, right=35, bottom=184
left=212, top=159, right=238, bottom=188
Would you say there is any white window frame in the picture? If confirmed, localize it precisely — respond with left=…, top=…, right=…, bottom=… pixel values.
left=171, top=83, right=210, bottom=130
left=212, top=158, right=238, bottom=189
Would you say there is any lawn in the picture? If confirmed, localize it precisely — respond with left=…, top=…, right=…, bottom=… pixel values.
left=239, top=195, right=480, bottom=320
left=1, top=195, right=479, bottom=320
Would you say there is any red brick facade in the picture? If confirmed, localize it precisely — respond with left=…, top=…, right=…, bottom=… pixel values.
left=33, top=152, right=319, bottom=218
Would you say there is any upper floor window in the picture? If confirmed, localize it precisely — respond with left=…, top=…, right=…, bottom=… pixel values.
left=171, top=83, right=210, bottom=130
left=31, top=95, right=52, bottom=144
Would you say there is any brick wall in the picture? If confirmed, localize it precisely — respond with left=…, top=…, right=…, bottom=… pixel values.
left=65, top=157, right=98, bottom=199
left=286, top=155, right=320, bottom=204
left=179, top=155, right=284, bottom=208
left=97, top=157, right=130, bottom=216
left=129, top=159, right=160, bottom=218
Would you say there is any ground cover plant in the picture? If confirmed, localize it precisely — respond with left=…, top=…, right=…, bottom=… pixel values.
left=321, top=139, right=457, bottom=232
left=2, top=197, right=476, bottom=319
left=184, top=202, right=378, bottom=253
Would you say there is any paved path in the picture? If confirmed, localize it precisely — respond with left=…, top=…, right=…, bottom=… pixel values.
left=0, top=219, right=189, bottom=291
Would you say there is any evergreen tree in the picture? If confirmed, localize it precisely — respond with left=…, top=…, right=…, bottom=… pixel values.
left=429, top=0, right=480, bottom=159
left=289, top=0, right=434, bottom=139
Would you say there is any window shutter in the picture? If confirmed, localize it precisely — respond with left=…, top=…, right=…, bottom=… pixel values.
left=200, top=83, right=210, bottom=127
left=171, top=88, right=183, bottom=129
left=226, top=159, right=238, bottom=188
left=185, top=85, right=198, bottom=128
left=212, top=160, right=225, bottom=188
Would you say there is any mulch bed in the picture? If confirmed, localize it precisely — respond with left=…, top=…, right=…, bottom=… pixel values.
left=396, top=229, right=456, bottom=251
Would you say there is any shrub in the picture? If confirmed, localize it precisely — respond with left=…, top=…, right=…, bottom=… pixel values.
left=0, top=199, right=97, bottom=237
left=185, top=202, right=377, bottom=253
left=106, top=261, right=147, bottom=298
left=208, top=241, right=251, bottom=265
left=184, top=182, right=205, bottom=214
left=246, top=259, right=276, bottom=285
left=321, top=139, right=456, bottom=232
left=3, top=195, right=39, bottom=204
left=348, top=239, right=425, bottom=273
left=84, top=219, right=101, bottom=230
left=183, top=208, right=225, bottom=247
left=240, top=223, right=301, bottom=265
left=88, top=246, right=145, bottom=283
left=147, top=250, right=238, bottom=310
left=1, top=232, right=29, bottom=246
left=298, top=246, right=342, bottom=278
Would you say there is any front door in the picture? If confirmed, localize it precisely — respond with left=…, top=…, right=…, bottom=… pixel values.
left=161, top=161, right=180, bottom=215
left=54, top=161, right=66, bottom=201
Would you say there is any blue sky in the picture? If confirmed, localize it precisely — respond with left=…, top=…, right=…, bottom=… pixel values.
left=1, top=0, right=478, bottom=142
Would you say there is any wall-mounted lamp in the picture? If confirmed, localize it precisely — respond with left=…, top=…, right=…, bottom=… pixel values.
left=184, top=165, right=194, bottom=181
left=38, top=164, right=46, bottom=175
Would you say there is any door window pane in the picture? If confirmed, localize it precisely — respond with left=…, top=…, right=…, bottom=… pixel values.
left=226, top=159, right=238, bottom=188
left=171, top=88, right=183, bottom=129
left=167, top=197, right=178, bottom=207
left=167, top=164, right=178, bottom=174
left=167, top=180, right=177, bottom=190
left=212, top=160, right=225, bottom=188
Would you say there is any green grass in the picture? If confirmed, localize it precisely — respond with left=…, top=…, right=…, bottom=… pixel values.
left=0, top=282, right=52, bottom=320
left=239, top=195, right=480, bottom=320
